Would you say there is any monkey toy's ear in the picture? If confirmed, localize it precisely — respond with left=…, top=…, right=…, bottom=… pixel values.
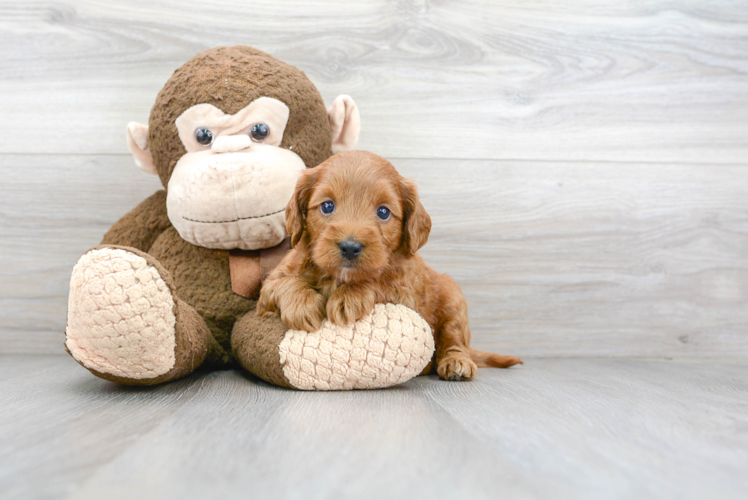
left=327, top=95, right=361, bottom=154
left=126, top=122, right=158, bottom=175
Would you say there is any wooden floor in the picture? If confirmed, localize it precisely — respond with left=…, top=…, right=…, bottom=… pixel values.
left=1, top=355, right=746, bottom=500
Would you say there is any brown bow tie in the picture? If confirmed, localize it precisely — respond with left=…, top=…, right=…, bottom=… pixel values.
left=228, top=237, right=291, bottom=299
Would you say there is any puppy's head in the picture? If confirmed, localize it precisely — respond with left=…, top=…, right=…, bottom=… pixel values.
left=286, top=151, right=431, bottom=283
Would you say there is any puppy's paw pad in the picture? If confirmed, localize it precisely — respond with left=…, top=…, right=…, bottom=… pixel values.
left=437, top=356, right=478, bottom=381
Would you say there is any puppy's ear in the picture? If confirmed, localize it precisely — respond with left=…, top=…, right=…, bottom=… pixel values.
left=399, top=178, right=432, bottom=255
left=286, top=168, right=319, bottom=247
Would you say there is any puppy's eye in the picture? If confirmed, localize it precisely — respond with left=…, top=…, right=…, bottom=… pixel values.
left=376, top=206, right=391, bottom=221
left=320, top=200, right=335, bottom=215
left=250, top=123, right=269, bottom=142
left=195, top=128, right=213, bottom=146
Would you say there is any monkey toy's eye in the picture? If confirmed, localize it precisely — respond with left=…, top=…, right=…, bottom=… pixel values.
left=376, top=206, right=391, bottom=221
left=195, top=128, right=213, bottom=146
left=250, top=123, right=269, bottom=142
left=320, top=200, right=335, bottom=215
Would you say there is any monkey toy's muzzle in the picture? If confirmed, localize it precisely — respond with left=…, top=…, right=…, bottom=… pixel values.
left=166, top=144, right=306, bottom=250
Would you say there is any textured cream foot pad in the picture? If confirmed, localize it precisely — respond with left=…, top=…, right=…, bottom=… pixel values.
left=66, top=248, right=177, bottom=379
left=279, top=303, right=435, bottom=390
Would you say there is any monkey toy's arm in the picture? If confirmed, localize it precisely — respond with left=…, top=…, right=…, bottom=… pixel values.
left=100, top=190, right=171, bottom=252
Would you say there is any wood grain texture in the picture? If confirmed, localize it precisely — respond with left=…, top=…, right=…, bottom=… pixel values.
left=2, top=155, right=746, bottom=357
left=0, top=1, right=747, bottom=162
left=399, top=159, right=748, bottom=358
left=1, top=355, right=746, bottom=499
left=0, top=155, right=163, bottom=354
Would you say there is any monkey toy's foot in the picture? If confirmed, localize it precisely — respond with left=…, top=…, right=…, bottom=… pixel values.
left=65, top=246, right=211, bottom=385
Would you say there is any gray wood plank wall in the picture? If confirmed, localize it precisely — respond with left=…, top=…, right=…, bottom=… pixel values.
left=1, top=0, right=747, bottom=357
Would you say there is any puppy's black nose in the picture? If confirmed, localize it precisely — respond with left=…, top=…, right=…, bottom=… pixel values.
left=339, top=239, right=363, bottom=260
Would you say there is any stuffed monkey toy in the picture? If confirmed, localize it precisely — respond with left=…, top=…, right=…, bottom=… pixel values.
left=64, top=46, right=434, bottom=390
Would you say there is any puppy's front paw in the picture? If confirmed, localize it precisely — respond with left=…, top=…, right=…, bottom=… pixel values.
left=280, top=289, right=327, bottom=332
left=437, top=354, right=478, bottom=381
left=326, top=288, right=375, bottom=326
left=255, top=294, right=275, bottom=317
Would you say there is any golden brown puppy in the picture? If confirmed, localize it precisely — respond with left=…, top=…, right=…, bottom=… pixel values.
left=257, top=151, right=522, bottom=380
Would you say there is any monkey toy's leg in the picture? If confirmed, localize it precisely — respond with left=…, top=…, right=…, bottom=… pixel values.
left=231, top=313, right=296, bottom=388
left=65, top=245, right=220, bottom=386
left=230, top=304, right=436, bottom=390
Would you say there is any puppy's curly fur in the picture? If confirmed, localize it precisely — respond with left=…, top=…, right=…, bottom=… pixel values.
left=258, top=151, right=522, bottom=380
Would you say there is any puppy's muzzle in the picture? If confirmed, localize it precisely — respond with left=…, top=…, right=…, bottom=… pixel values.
left=339, top=239, right=363, bottom=261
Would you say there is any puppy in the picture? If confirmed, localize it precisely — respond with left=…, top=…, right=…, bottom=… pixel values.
left=257, top=151, right=522, bottom=380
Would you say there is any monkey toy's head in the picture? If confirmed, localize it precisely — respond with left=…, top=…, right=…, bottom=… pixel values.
left=126, top=46, right=360, bottom=250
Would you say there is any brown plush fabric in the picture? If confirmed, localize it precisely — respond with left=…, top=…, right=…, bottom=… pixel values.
left=67, top=46, right=336, bottom=387
left=139, top=47, right=333, bottom=370
left=231, top=312, right=293, bottom=388
left=147, top=227, right=251, bottom=365
left=149, top=45, right=333, bottom=187
left=65, top=245, right=215, bottom=386
left=101, top=190, right=171, bottom=252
